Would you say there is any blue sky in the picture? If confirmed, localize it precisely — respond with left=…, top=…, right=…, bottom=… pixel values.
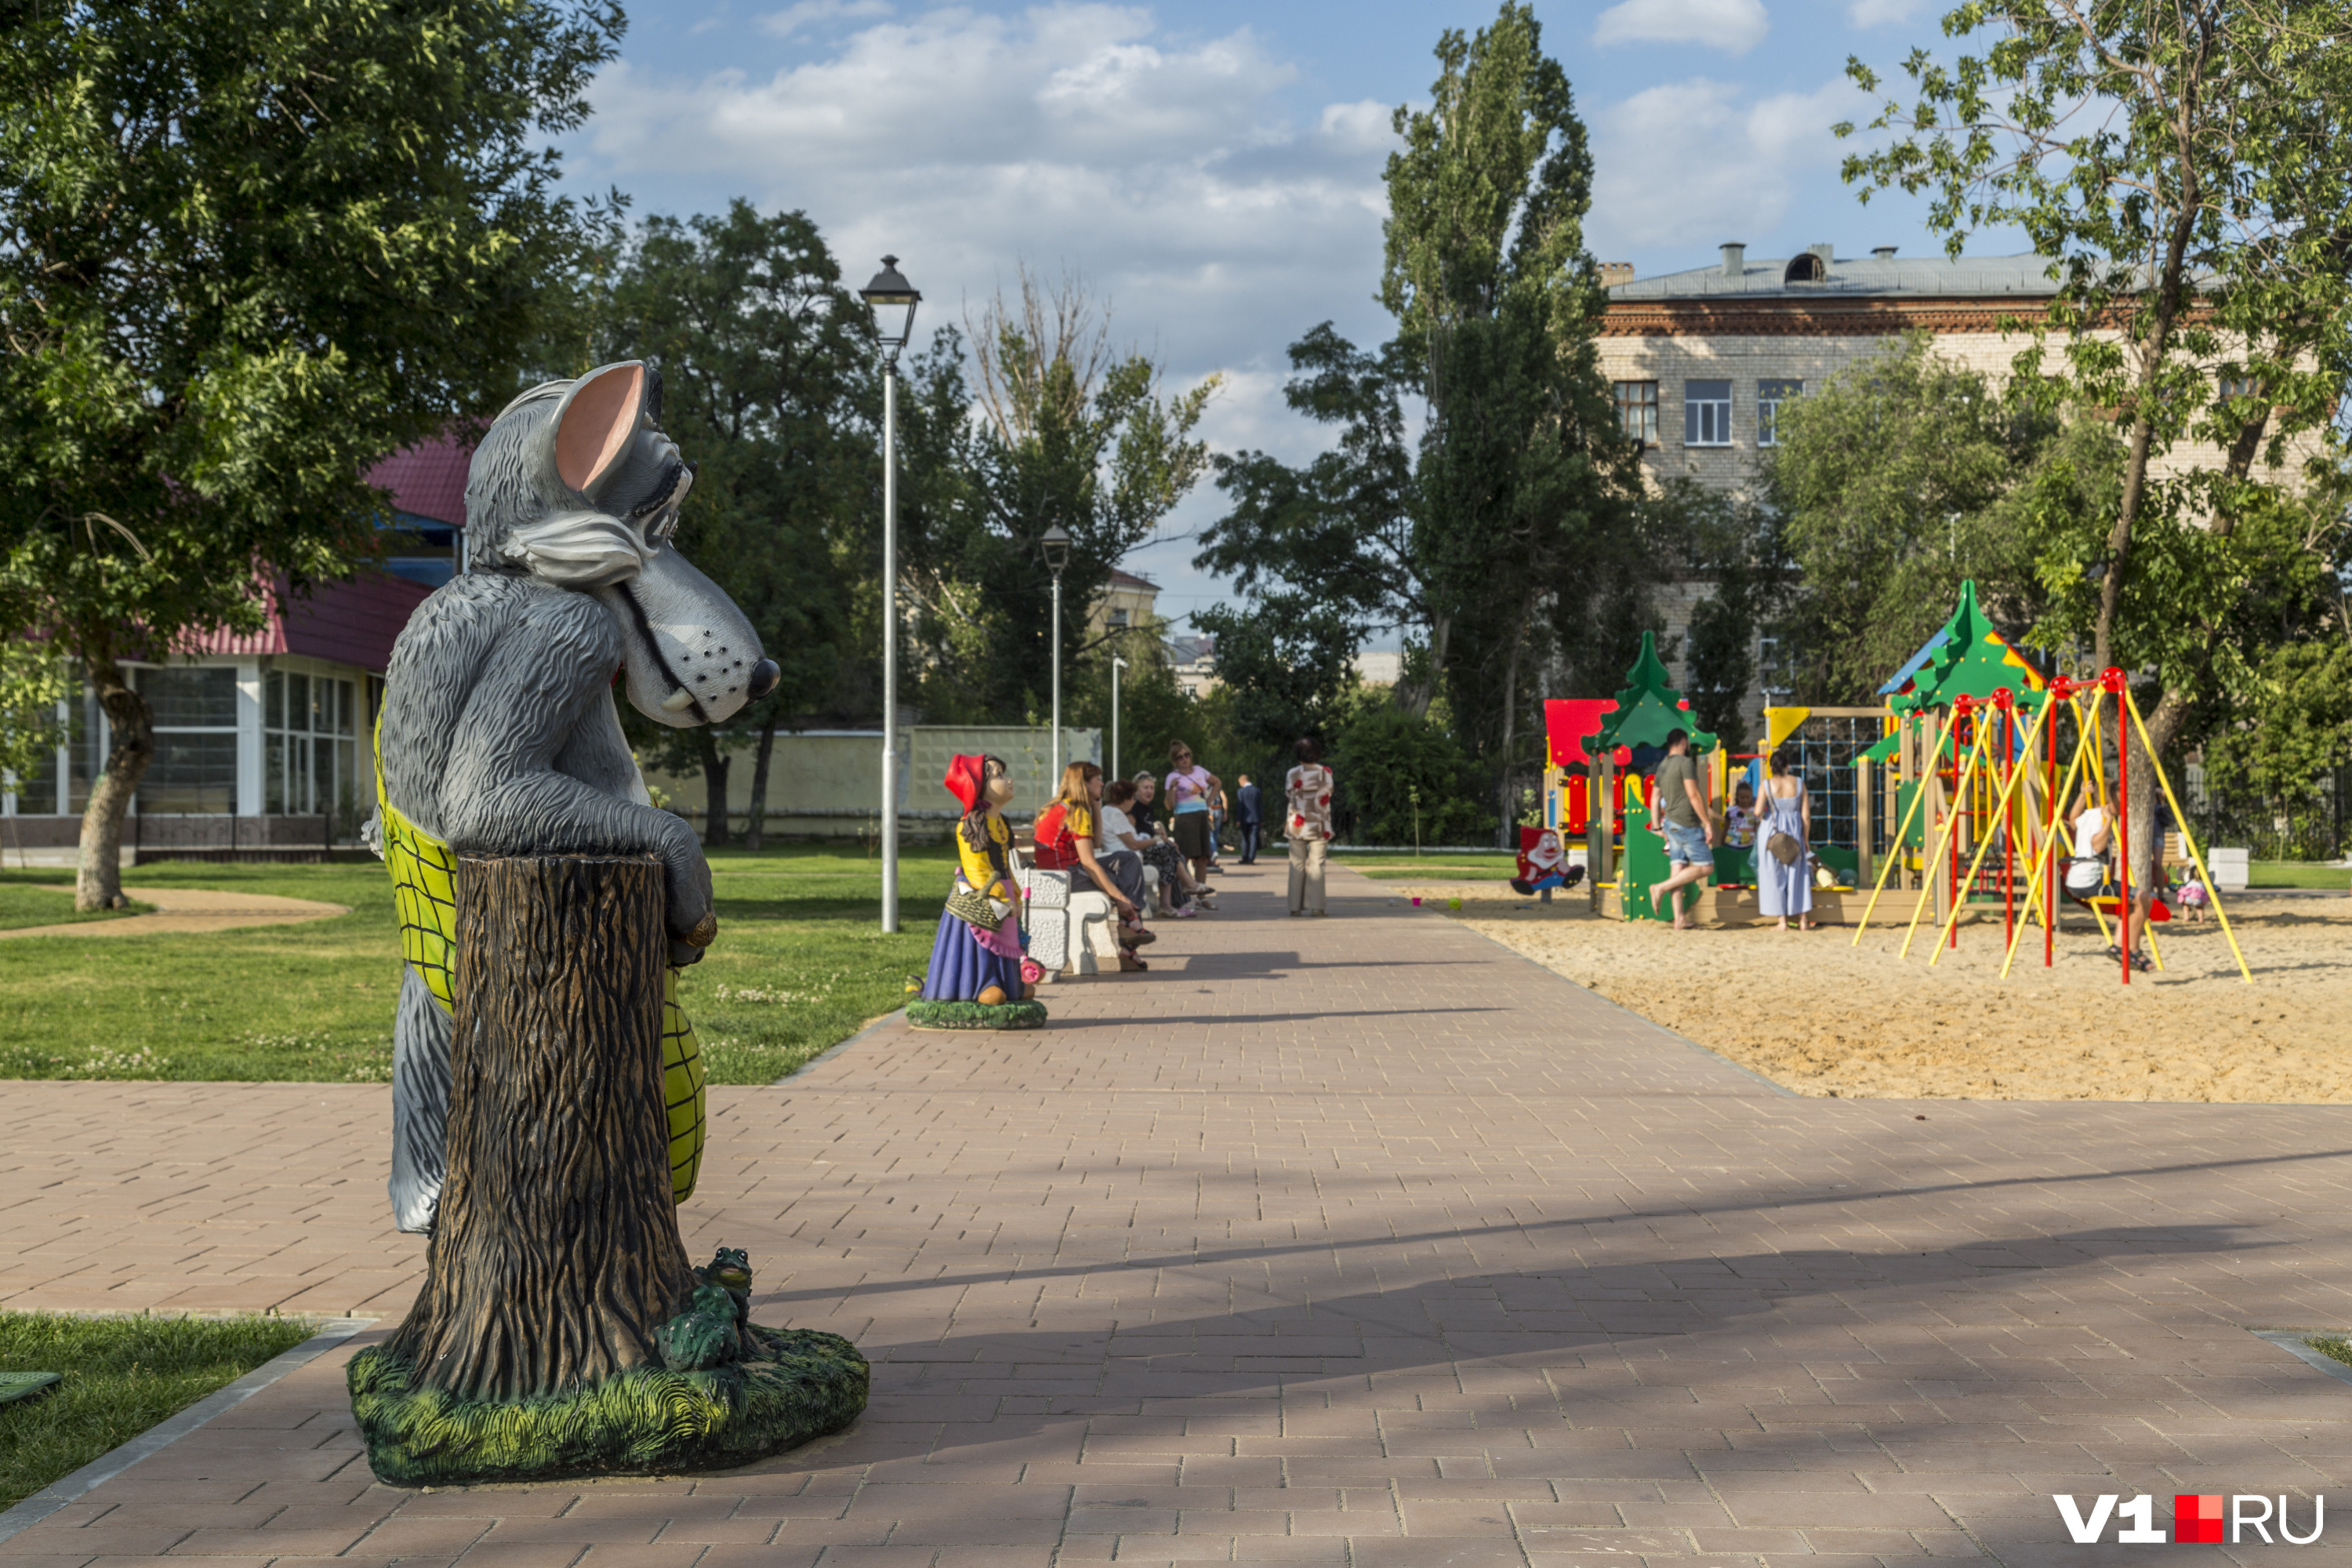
left=565, top=0, right=2016, bottom=633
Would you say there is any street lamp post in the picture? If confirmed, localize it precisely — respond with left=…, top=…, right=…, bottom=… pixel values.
left=859, top=256, right=920, bottom=935
left=1110, top=655, right=1127, bottom=782
left=1042, top=525, right=1072, bottom=790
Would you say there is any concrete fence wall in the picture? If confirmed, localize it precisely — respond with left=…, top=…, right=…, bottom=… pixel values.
left=644, top=726, right=1102, bottom=840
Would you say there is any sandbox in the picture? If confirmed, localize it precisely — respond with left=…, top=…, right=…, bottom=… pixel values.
left=1394, top=881, right=2350, bottom=1103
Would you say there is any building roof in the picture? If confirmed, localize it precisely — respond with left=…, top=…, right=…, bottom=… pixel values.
left=181, top=572, right=434, bottom=674
left=367, top=435, right=474, bottom=528
left=1109, top=568, right=1160, bottom=593
left=1167, top=633, right=1214, bottom=665
left=1611, top=251, right=2061, bottom=303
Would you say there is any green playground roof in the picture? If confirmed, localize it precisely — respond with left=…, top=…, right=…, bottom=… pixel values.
left=1885, top=580, right=2049, bottom=713
left=1595, top=631, right=1718, bottom=756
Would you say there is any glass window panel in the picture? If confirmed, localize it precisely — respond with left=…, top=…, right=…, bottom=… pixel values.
left=1685, top=379, right=1732, bottom=446
left=288, top=673, right=310, bottom=732
left=265, top=670, right=282, bottom=730
left=339, top=680, right=357, bottom=736
left=140, top=666, right=237, bottom=728
left=1613, top=381, right=1659, bottom=445
left=1757, top=379, right=1803, bottom=446
left=138, top=732, right=238, bottom=814
left=266, top=735, right=286, bottom=815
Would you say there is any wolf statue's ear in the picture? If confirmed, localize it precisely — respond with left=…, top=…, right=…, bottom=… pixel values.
left=551, top=361, right=648, bottom=499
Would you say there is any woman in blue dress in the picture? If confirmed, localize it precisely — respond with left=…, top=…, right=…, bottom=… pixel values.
left=1757, top=747, right=1817, bottom=931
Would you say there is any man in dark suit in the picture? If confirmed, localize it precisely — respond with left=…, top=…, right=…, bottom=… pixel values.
left=1234, top=774, right=1263, bottom=865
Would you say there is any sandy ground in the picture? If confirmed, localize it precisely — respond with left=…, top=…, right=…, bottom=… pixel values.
left=1386, top=880, right=2348, bottom=1103
left=0, top=884, right=350, bottom=940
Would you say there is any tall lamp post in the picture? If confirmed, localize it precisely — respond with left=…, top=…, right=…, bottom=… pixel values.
left=1042, top=525, right=1071, bottom=790
left=1110, top=655, right=1127, bottom=782
left=860, top=255, right=920, bottom=935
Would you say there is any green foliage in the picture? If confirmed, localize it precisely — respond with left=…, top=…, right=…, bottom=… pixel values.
left=0, top=0, right=622, bottom=896
left=347, top=1325, right=866, bottom=1486
left=1192, top=596, right=1362, bottom=766
left=1064, top=652, right=1242, bottom=790
left=906, top=998, right=1048, bottom=1031
left=0, top=1312, right=314, bottom=1510
left=1838, top=0, right=2352, bottom=751
left=928, top=270, right=1217, bottom=723
left=1762, top=334, right=2086, bottom=703
left=2205, top=639, right=2352, bottom=800
left=0, top=648, right=67, bottom=797
left=1645, top=478, right=1784, bottom=750
left=1328, top=701, right=1491, bottom=847
left=0, top=848, right=953, bottom=1086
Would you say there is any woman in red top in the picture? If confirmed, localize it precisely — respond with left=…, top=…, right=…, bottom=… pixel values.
left=1033, top=761, right=1150, bottom=970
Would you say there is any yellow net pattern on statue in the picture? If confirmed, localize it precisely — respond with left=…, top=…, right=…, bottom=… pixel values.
left=375, top=716, right=706, bottom=1204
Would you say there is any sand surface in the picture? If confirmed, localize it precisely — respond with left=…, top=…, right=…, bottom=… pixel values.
left=0, top=884, right=350, bottom=940
left=1387, top=880, right=2347, bottom=1103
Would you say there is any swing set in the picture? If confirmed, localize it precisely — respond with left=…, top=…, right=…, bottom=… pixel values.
left=1849, top=667, right=2253, bottom=985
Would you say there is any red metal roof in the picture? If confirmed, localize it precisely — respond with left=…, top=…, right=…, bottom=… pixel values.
left=367, top=434, right=474, bottom=528
left=180, top=572, right=433, bottom=673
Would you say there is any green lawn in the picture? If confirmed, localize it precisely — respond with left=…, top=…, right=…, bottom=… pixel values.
left=0, top=844, right=956, bottom=1086
left=1334, top=851, right=1521, bottom=881
left=0, top=884, right=148, bottom=931
left=2249, top=861, right=2351, bottom=890
left=0, top=1312, right=314, bottom=1512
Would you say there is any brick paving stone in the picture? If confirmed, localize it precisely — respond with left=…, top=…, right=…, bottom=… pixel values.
left=8, top=862, right=2352, bottom=1566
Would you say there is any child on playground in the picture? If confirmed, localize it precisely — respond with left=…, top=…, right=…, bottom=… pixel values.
left=2178, top=873, right=2210, bottom=922
left=1726, top=781, right=1757, bottom=848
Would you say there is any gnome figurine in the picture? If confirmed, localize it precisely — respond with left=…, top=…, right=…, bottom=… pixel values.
left=918, top=754, right=1036, bottom=1007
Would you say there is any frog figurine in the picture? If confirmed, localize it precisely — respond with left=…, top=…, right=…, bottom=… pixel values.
left=654, top=1247, right=754, bottom=1372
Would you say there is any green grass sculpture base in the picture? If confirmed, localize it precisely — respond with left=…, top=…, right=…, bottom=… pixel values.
left=906, top=998, right=1047, bottom=1030
left=347, top=1325, right=867, bottom=1487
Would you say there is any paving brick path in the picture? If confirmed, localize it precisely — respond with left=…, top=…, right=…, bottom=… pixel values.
left=7, top=862, right=2352, bottom=1566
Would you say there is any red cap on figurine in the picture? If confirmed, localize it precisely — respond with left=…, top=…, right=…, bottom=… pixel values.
left=942, top=753, right=986, bottom=813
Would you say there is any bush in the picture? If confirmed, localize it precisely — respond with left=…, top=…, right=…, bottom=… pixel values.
left=1328, top=702, right=1492, bottom=846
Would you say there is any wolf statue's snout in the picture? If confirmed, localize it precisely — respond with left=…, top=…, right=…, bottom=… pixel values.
left=746, top=659, right=780, bottom=700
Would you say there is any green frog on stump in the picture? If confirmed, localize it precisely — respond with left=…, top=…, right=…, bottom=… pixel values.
left=656, top=1247, right=754, bottom=1372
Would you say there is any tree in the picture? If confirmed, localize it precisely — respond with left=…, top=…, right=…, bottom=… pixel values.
left=0, top=0, right=621, bottom=908
left=0, top=646, right=70, bottom=869
left=1327, top=700, right=1490, bottom=847
left=594, top=202, right=870, bottom=846
left=1651, top=479, right=1783, bottom=751
left=927, top=269, right=1216, bottom=724
left=1762, top=334, right=2089, bottom=702
left=1840, top=0, right=2352, bottom=856
left=1192, top=595, right=1363, bottom=770
left=1200, top=4, right=1641, bottom=846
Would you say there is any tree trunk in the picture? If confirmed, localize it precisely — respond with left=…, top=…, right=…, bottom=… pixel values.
left=75, top=647, right=151, bottom=912
left=383, top=851, right=695, bottom=1403
left=696, top=731, right=731, bottom=848
left=1494, top=600, right=1526, bottom=848
left=744, top=715, right=778, bottom=852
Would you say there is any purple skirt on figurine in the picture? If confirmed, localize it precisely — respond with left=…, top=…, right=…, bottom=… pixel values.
left=919, top=908, right=1025, bottom=1001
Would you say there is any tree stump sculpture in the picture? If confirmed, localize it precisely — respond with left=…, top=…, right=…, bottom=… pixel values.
left=347, top=853, right=866, bottom=1486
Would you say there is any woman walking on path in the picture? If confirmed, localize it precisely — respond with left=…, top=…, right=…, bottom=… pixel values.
left=1756, top=748, right=1816, bottom=931
left=1164, top=742, right=1221, bottom=887
left=1285, top=737, right=1334, bottom=917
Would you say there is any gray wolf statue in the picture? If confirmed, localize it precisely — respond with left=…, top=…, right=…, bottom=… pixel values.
left=368, top=361, right=779, bottom=1234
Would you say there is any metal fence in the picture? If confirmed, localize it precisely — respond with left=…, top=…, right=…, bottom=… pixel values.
left=2183, top=765, right=2350, bottom=862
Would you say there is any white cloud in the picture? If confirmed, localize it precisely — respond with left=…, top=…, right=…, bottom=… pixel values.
left=1844, top=0, right=1922, bottom=24
left=760, top=0, right=892, bottom=38
left=1588, top=75, right=1868, bottom=252
left=1593, top=0, right=1769, bottom=56
left=580, top=5, right=1395, bottom=376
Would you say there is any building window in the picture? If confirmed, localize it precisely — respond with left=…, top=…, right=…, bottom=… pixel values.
left=265, top=669, right=359, bottom=824
left=1757, top=379, right=1802, bottom=446
left=1685, top=379, right=1732, bottom=447
left=2217, top=373, right=2263, bottom=405
left=1613, top=380, right=1658, bottom=444
left=1108, top=608, right=1130, bottom=629
left=137, top=666, right=238, bottom=815
left=1758, top=636, right=1795, bottom=702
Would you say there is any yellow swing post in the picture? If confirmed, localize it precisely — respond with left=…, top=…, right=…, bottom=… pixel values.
left=1927, top=697, right=2043, bottom=965
left=1899, top=711, right=1996, bottom=960
left=2126, top=688, right=2255, bottom=984
left=1851, top=709, right=1951, bottom=945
